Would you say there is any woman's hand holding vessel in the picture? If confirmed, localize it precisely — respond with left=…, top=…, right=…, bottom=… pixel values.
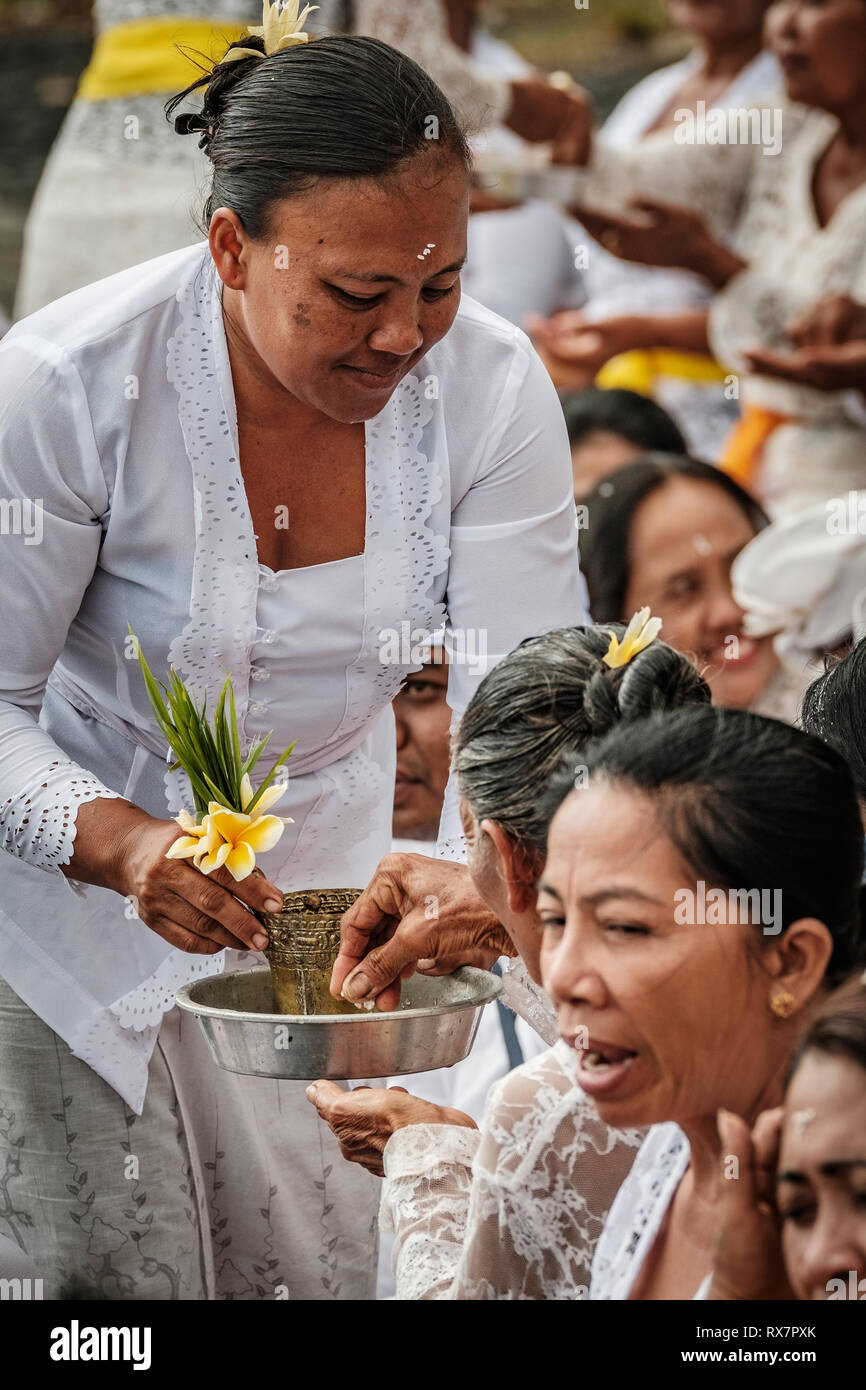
left=66, top=798, right=283, bottom=955
left=330, top=852, right=514, bottom=1012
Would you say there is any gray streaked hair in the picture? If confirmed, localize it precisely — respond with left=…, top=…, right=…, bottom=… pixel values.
left=453, top=624, right=710, bottom=854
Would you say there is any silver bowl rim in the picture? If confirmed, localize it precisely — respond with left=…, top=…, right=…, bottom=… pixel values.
left=175, top=963, right=502, bottom=1024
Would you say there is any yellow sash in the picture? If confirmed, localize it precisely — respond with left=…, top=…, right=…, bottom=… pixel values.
left=596, top=349, right=729, bottom=396
left=76, top=17, right=249, bottom=101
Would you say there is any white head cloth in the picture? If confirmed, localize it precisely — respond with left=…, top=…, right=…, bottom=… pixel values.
left=731, top=493, right=866, bottom=665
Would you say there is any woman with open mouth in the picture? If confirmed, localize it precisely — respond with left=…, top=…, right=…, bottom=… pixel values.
left=539, top=703, right=866, bottom=1299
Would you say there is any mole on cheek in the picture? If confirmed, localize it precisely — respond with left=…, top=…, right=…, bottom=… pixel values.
left=294, top=301, right=312, bottom=327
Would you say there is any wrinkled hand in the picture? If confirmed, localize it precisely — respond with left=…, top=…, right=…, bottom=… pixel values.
left=527, top=309, right=646, bottom=389
left=789, top=294, right=866, bottom=349
left=329, top=853, right=513, bottom=1011
left=306, top=1080, right=477, bottom=1176
left=743, top=339, right=866, bottom=393
left=506, top=77, right=593, bottom=164
left=707, top=1107, right=795, bottom=1301
left=111, top=814, right=281, bottom=954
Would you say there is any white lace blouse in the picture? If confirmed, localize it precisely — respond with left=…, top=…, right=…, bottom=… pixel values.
left=576, top=99, right=866, bottom=510
left=380, top=1040, right=644, bottom=1300
left=0, top=241, right=586, bottom=1112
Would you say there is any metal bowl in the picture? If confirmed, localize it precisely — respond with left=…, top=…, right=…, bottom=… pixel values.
left=175, top=965, right=502, bottom=1081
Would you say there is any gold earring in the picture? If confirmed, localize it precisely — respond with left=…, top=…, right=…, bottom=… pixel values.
left=771, top=990, right=797, bottom=1020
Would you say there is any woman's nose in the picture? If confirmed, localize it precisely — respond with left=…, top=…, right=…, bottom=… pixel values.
left=766, top=0, right=799, bottom=45
left=799, top=1208, right=865, bottom=1299
left=543, top=928, right=607, bottom=1010
left=704, top=583, right=744, bottom=638
left=368, top=306, right=424, bottom=358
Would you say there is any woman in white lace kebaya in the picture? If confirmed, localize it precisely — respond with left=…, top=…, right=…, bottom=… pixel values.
left=309, top=625, right=711, bottom=1299
left=538, top=705, right=866, bottom=1298
left=0, top=35, right=586, bottom=1298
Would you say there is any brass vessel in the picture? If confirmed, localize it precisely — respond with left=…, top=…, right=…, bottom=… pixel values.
left=258, top=889, right=362, bottom=1016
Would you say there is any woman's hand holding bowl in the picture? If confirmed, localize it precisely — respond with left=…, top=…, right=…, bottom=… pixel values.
left=305, top=1081, right=477, bottom=1177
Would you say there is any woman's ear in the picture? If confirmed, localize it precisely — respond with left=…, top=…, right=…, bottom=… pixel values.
left=458, top=796, right=475, bottom=845
left=209, top=207, right=249, bottom=289
left=479, top=819, right=541, bottom=913
left=765, top=917, right=835, bottom=1017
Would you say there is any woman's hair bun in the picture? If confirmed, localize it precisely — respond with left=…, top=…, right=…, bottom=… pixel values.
left=170, top=36, right=267, bottom=155
left=577, top=625, right=711, bottom=741
left=454, top=623, right=710, bottom=855
left=616, top=637, right=711, bottom=723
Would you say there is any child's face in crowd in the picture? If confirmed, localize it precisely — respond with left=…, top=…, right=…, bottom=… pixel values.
left=623, top=476, right=778, bottom=710
left=777, top=1050, right=866, bottom=1300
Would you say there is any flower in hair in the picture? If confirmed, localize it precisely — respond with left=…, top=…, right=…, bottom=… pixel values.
left=602, top=607, right=662, bottom=669
left=223, top=0, right=318, bottom=62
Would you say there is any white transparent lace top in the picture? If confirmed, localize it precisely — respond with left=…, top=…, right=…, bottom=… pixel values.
left=380, top=1040, right=644, bottom=1300
left=0, top=241, right=585, bottom=1110
left=577, top=98, right=866, bottom=425
left=583, top=49, right=781, bottom=322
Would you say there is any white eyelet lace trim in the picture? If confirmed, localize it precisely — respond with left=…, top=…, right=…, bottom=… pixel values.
left=163, top=249, right=259, bottom=817
left=340, top=371, right=448, bottom=735
left=109, top=948, right=228, bottom=1030
left=0, top=757, right=121, bottom=875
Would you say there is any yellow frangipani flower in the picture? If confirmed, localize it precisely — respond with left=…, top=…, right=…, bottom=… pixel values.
left=602, top=607, right=663, bottom=670
left=165, top=776, right=292, bottom=881
left=164, top=806, right=211, bottom=861
left=223, top=0, right=318, bottom=62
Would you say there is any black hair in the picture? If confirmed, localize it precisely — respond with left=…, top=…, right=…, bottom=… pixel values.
left=800, top=637, right=866, bottom=806
left=454, top=624, right=710, bottom=854
left=539, top=705, right=866, bottom=989
left=561, top=388, right=686, bottom=455
left=788, top=975, right=866, bottom=1082
left=165, top=34, right=471, bottom=237
left=578, top=454, right=769, bottom=622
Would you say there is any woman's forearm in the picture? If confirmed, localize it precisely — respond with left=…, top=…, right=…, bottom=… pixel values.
left=627, top=310, right=712, bottom=356
left=61, top=796, right=162, bottom=895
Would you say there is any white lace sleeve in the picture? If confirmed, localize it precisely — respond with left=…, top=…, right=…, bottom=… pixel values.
left=354, top=0, right=512, bottom=131
left=0, top=336, right=121, bottom=879
left=381, top=1046, right=644, bottom=1300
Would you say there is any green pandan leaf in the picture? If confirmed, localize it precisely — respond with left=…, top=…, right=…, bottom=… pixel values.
left=128, top=627, right=295, bottom=822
